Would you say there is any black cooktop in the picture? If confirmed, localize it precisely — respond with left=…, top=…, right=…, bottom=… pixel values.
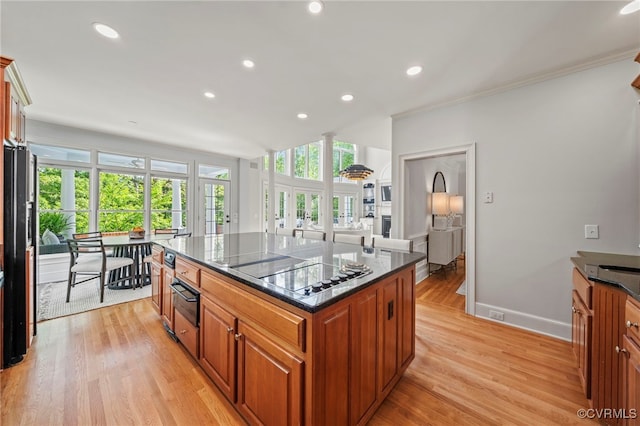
left=229, top=251, right=371, bottom=297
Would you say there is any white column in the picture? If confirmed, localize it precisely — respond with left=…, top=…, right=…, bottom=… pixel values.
left=61, top=169, right=75, bottom=238
left=267, top=151, right=275, bottom=234
left=322, top=132, right=334, bottom=232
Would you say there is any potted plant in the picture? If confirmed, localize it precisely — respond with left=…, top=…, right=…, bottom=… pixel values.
left=39, top=212, right=74, bottom=243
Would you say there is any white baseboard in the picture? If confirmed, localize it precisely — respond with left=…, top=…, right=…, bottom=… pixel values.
left=475, top=302, right=571, bottom=341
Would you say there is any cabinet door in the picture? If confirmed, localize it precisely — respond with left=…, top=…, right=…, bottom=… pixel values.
left=622, top=335, right=640, bottom=426
left=200, top=295, right=237, bottom=402
left=571, top=290, right=592, bottom=398
left=380, top=278, right=399, bottom=393
left=150, top=262, right=162, bottom=314
left=162, top=268, right=174, bottom=330
left=236, top=320, right=303, bottom=426
left=351, top=289, right=378, bottom=424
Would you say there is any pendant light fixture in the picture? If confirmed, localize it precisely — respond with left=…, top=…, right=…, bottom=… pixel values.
left=339, top=164, right=374, bottom=181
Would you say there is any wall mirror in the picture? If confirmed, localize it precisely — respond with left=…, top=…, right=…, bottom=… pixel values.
left=432, top=171, right=447, bottom=227
left=433, top=171, right=446, bottom=192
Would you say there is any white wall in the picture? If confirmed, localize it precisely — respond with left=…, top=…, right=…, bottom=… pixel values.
left=392, top=58, right=640, bottom=339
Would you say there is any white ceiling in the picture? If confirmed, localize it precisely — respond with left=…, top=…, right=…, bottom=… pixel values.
left=1, top=1, right=638, bottom=160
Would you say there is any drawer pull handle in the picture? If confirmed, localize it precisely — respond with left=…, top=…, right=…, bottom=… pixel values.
left=179, top=329, right=187, bottom=335
left=615, top=346, right=629, bottom=356
left=180, top=271, right=188, bottom=275
left=626, top=320, right=639, bottom=329
left=227, top=327, right=234, bottom=333
left=571, top=306, right=580, bottom=314
left=234, top=333, right=243, bottom=341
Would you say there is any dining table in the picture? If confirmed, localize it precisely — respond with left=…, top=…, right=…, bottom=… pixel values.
left=102, top=234, right=175, bottom=289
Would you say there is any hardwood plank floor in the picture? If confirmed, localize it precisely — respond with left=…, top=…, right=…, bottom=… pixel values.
left=1, top=266, right=592, bottom=426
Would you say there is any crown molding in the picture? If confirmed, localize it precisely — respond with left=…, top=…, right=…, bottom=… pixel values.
left=1, top=56, right=32, bottom=107
left=393, top=48, right=640, bottom=120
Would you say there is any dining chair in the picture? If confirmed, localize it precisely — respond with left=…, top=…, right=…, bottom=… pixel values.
left=66, top=237, right=135, bottom=303
left=371, top=237, right=413, bottom=252
left=332, top=233, right=364, bottom=246
left=301, top=230, right=326, bottom=241
left=72, top=231, right=103, bottom=240
left=275, top=227, right=296, bottom=237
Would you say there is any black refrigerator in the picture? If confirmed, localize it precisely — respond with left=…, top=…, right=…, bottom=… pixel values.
left=3, top=143, right=37, bottom=368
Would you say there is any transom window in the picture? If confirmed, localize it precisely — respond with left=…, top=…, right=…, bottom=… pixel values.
left=333, top=141, right=356, bottom=183
left=294, top=141, right=322, bottom=180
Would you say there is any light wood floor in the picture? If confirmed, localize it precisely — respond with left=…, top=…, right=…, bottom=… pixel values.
left=1, top=264, right=593, bottom=426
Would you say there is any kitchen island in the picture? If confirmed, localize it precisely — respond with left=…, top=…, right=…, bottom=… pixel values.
left=152, top=232, right=425, bottom=425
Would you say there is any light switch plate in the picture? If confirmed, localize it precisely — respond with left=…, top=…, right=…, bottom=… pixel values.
left=585, top=224, right=599, bottom=239
left=484, top=192, right=493, bottom=203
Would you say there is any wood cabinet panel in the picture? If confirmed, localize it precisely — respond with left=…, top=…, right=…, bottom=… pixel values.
left=150, top=262, right=162, bottom=314
left=201, top=269, right=306, bottom=352
left=621, top=335, right=640, bottom=426
left=200, top=295, right=237, bottom=402
left=150, top=245, right=164, bottom=265
left=162, top=267, right=174, bottom=330
left=625, top=299, right=640, bottom=344
left=175, top=257, right=200, bottom=288
left=572, top=290, right=592, bottom=398
left=592, top=283, right=627, bottom=418
left=399, top=267, right=415, bottom=369
left=237, top=320, right=304, bottom=426
left=381, top=277, right=399, bottom=393
left=174, top=309, right=199, bottom=359
left=573, top=268, right=593, bottom=310
left=351, top=288, right=378, bottom=424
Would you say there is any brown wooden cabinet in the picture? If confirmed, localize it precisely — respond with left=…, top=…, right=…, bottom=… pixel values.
left=193, top=261, right=416, bottom=425
left=162, top=267, right=174, bottom=331
left=174, top=309, right=199, bottom=359
left=150, top=262, right=162, bottom=314
left=572, top=290, right=592, bottom=397
left=236, top=319, right=304, bottom=425
left=621, top=298, right=640, bottom=425
left=200, top=294, right=237, bottom=402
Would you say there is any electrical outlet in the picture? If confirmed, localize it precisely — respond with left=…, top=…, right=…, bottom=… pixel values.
left=484, top=191, right=494, bottom=203
left=489, top=310, right=504, bottom=321
left=585, top=224, right=599, bottom=239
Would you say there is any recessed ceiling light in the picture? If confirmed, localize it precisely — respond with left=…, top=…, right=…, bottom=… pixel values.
left=204, top=91, right=215, bottom=99
left=93, top=22, right=119, bottom=39
left=341, top=94, right=354, bottom=102
left=308, top=1, right=323, bottom=14
left=620, top=0, right=640, bottom=14
left=297, top=113, right=308, bottom=119
left=243, top=59, right=255, bottom=69
left=406, top=66, right=423, bottom=76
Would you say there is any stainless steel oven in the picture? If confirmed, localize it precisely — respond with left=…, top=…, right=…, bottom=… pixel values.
left=170, top=278, right=200, bottom=327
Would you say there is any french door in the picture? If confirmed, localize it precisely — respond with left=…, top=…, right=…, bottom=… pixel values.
left=199, top=179, right=230, bottom=235
left=295, top=190, right=322, bottom=228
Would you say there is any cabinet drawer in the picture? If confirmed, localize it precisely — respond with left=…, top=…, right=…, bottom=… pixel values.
left=174, top=309, right=199, bottom=359
left=201, top=269, right=306, bottom=352
left=625, top=298, right=640, bottom=343
left=150, top=246, right=164, bottom=264
left=175, top=257, right=200, bottom=287
left=572, top=268, right=592, bottom=310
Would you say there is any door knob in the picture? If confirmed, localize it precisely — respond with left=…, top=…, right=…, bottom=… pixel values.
left=626, top=320, right=639, bottom=329
left=227, top=327, right=234, bottom=333
left=234, top=333, right=243, bottom=341
left=615, top=346, right=629, bottom=356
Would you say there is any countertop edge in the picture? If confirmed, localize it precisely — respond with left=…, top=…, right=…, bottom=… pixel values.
left=571, top=253, right=640, bottom=302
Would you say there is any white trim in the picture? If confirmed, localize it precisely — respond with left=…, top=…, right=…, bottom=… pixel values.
left=393, top=48, right=639, bottom=120
left=475, top=302, right=571, bottom=341
left=396, top=143, right=476, bottom=316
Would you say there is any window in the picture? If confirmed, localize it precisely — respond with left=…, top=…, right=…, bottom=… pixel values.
left=295, top=191, right=320, bottom=228
left=333, top=141, right=356, bottom=183
left=30, top=144, right=90, bottom=163
left=98, top=152, right=145, bottom=169
left=98, top=171, right=145, bottom=231
left=199, top=164, right=230, bottom=180
left=150, top=177, right=187, bottom=230
left=38, top=167, right=90, bottom=240
left=294, top=141, right=321, bottom=180
left=263, top=155, right=269, bottom=171
left=333, top=194, right=355, bottom=225
left=151, top=159, right=188, bottom=174
left=275, top=150, right=288, bottom=175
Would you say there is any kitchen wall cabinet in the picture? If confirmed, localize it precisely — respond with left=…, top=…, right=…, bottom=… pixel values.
left=2, top=57, right=30, bottom=145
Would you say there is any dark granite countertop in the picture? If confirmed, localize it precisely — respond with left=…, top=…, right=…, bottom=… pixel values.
left=155, top=232, right=426, bottom=313
left=571, top=251, right=640, bottom=302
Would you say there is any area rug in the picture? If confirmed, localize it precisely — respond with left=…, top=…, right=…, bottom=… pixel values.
left=455, top=281, right=466, bottom=296
left=38, top=279, right=151, bottom=321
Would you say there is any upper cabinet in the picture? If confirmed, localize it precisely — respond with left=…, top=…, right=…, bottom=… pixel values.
left=1, top=56, right=32, bottom=144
